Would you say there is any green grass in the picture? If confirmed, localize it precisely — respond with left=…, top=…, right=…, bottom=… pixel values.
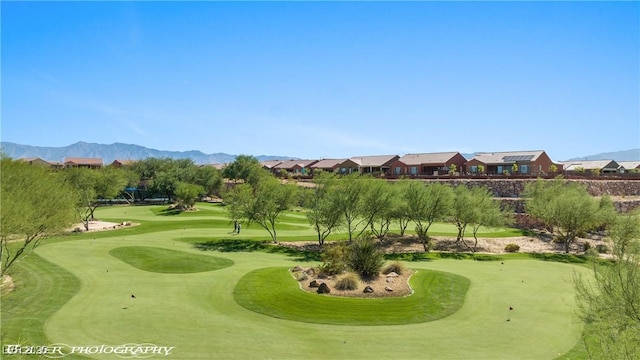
left=109, top=246, right=234, bottom=273
left=1, top=203, right=590, bottom=360
left=234, top=267, right=470, bottom=325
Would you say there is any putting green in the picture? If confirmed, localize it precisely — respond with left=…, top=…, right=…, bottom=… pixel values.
left=110, top=246, right=234, bottom=273
left=233, top=267, right=470, bottom=325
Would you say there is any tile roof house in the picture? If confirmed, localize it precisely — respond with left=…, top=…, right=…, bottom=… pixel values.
left=309, top=159, right=346, bottom=174
left=618, top=161, right=640, bottom=171
left=388, top=152, right=467, bottom=176
left=466, top=150, right=561, bottom=175
left=559, top=160, right=621, bottom=174
left=64, top=157, right=104, bottom=169
left=20, top=157, right=56, bottom=168
left=110, top=159, right=136, bottom=167
left=272, top=159, right=318, bottom=175
left=260, top=160, right=283, bottom=172
left=338, top=155, right=400, bottom=175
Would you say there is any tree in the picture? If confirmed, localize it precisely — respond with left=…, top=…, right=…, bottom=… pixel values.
left=477, top=164, right=485, bottom=174
left=1, top=157, right=77, bottom=277
left=450, top=185, right=495, bottom=249
left=194, top=165, right=223, bottom=197
left=358, top=178, right=395, bottom=240
left=468, top=187, right=511, bottom=252
left=225, top=176, right=298, bottom=243
left=333, top=174, right=368, bottom=243
left=63, top=167, right=128, bottom=230
left=222, top=155, right=267, bottom=186
left=524, top=179, right=615, bottom=253
left=404, top=182, right=453, bottom=251
left=305, top=172, right=344, bottom=246
left=174, top=182, right=205, bottom=210
left=511, top=163, right=518, bottom=174
left=448, top=164, right=457, bottom=175
left=574, top=211, right=640, bottom=359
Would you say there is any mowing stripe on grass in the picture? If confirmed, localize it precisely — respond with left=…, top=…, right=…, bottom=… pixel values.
left=233, top=267, right=470, bottom=325
left=109, top=246, right=234, bottom=273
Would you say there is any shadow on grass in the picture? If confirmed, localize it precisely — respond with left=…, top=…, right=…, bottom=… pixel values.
left=528, top=252, right=588, bottom=264
left=384, top=252, right=433, bottom=262
left=157, top=208, right=182, bottom=216
left=194, top=239, right=321, bottom=262
left=436, top=252, right=503, bottom=261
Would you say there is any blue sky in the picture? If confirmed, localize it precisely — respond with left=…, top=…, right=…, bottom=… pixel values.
left=2, top=1, right=638, bottom=161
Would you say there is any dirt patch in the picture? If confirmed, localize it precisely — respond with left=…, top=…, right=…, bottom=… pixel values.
left=1, top=274, right=15, bottom=295
left=279, top=232, right=609, bottom=256
left=290, top=266, right=414, bottom=298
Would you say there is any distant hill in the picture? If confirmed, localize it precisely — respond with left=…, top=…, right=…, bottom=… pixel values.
left=564, top=148, right=640, bottom=162
left=0, top=141, right=296, bottom=164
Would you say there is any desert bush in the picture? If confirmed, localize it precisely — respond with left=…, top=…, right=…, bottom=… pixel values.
left=347, top=235, right=384, bottom=279
left=583, top=241, right=592, bottom=252
left=585, top=248, right=600, bottom=258
left=504, top=243, right=520, bottom=253
left=320, top=242, right=349, bottom=275
left=595, top=244, right=609, bottom=254
left=335, top=273, right=359, bottom=290
left=382, top=261, right=406, bottom=275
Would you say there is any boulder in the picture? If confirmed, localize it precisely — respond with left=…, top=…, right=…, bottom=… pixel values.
left=291, top=265, right=304, bottom=272
left=386, top=272, right=399, bottom=277
left=309, top=280, right=320, bottom=288
left=386, top=277, right=394, bottom=283
left=385, top=286, right=393, bottom=292
left=304, top=267, right=316, bottom=275
left=317, top=283, right=331, bottom=294
left=363, top=286, right=374, bottom=293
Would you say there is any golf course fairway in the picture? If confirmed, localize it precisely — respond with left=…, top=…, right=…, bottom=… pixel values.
left=3, top=204, right=587, bottom=359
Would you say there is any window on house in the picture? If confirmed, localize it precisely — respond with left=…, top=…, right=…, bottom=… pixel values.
left=394, top=167, right=401, bottom=175
left=470, top=166, right=477, bottom=173
left=410, top=166, right=418, bottom=175
left=520, top=165, right=529, bottom=174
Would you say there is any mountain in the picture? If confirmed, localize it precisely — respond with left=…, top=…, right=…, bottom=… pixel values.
left=564, top=148, right=640, bottom=162
left=0, top=141, right=296, bottom=164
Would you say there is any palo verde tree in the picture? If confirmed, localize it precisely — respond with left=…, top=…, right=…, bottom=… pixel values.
left=333, top=173, right=368, bottom=243
left=524, top=178, right=615, bottom=253
left=392, top=179, right=412, bottom=236
left=225, top=175, right=299, bottom=243
left=222, top=154, right=265, bottom=186
left=304, top=171, right=344, bottom=246
left=174, top=182, right=205, bottom=210
left=574, top=210, right=640, bottom=359
left=404, top=181, right=453, bottom=251
left=450, top=185, right=510, bottom=252
left=359, top=177, right=395, bottom=240
left=1, top=157, right=77, bottom=277
left=63, top=166, right=129, bottom=230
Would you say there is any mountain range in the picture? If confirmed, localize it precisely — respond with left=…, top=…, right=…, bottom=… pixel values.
left=0, top=141, right=295, bottom=164
left=0, top=141, right=638, bottom=164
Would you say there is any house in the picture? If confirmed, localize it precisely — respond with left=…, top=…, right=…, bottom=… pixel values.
left=559, top=160, right=621, bottom=174
left=260, top=160, right=283, bottom=173
left=388, top=152, right=467, bottom=176
left=618, top=161, right=640, bottom=172
left=110, top=159, right=135, bottom=167
left=63, top=157, right=104, bottom=169
left=272, top=159, right=318, bottom=176
left=337, top=155, right=400, bottom=175
left=19, top=157, right=56, bottom=168
left=309, top=159, right=346, bottom=174
left=465, top=150, right=560, bottom=175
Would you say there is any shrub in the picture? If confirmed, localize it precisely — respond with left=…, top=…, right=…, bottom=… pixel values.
left=585, top=248, right=600, bottom=259
left=335, top=274, right=359, bottom=290
left=347, top=235, right=384, bottom=279
left=583, top=242, right=592, bottom=252
left=504, top=244, right=520, bottom=253
left=595, top=244, right=609, bottom=254
left=382, top=261, right=406, bottom=275
left=320, top=242, right=349, bottom=275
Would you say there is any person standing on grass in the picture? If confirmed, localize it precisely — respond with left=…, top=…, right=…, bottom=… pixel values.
left=237, top=223, right=241, bottom=234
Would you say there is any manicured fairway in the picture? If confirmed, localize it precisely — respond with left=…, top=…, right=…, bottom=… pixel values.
left=2, top=204, right=586, bottom=359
